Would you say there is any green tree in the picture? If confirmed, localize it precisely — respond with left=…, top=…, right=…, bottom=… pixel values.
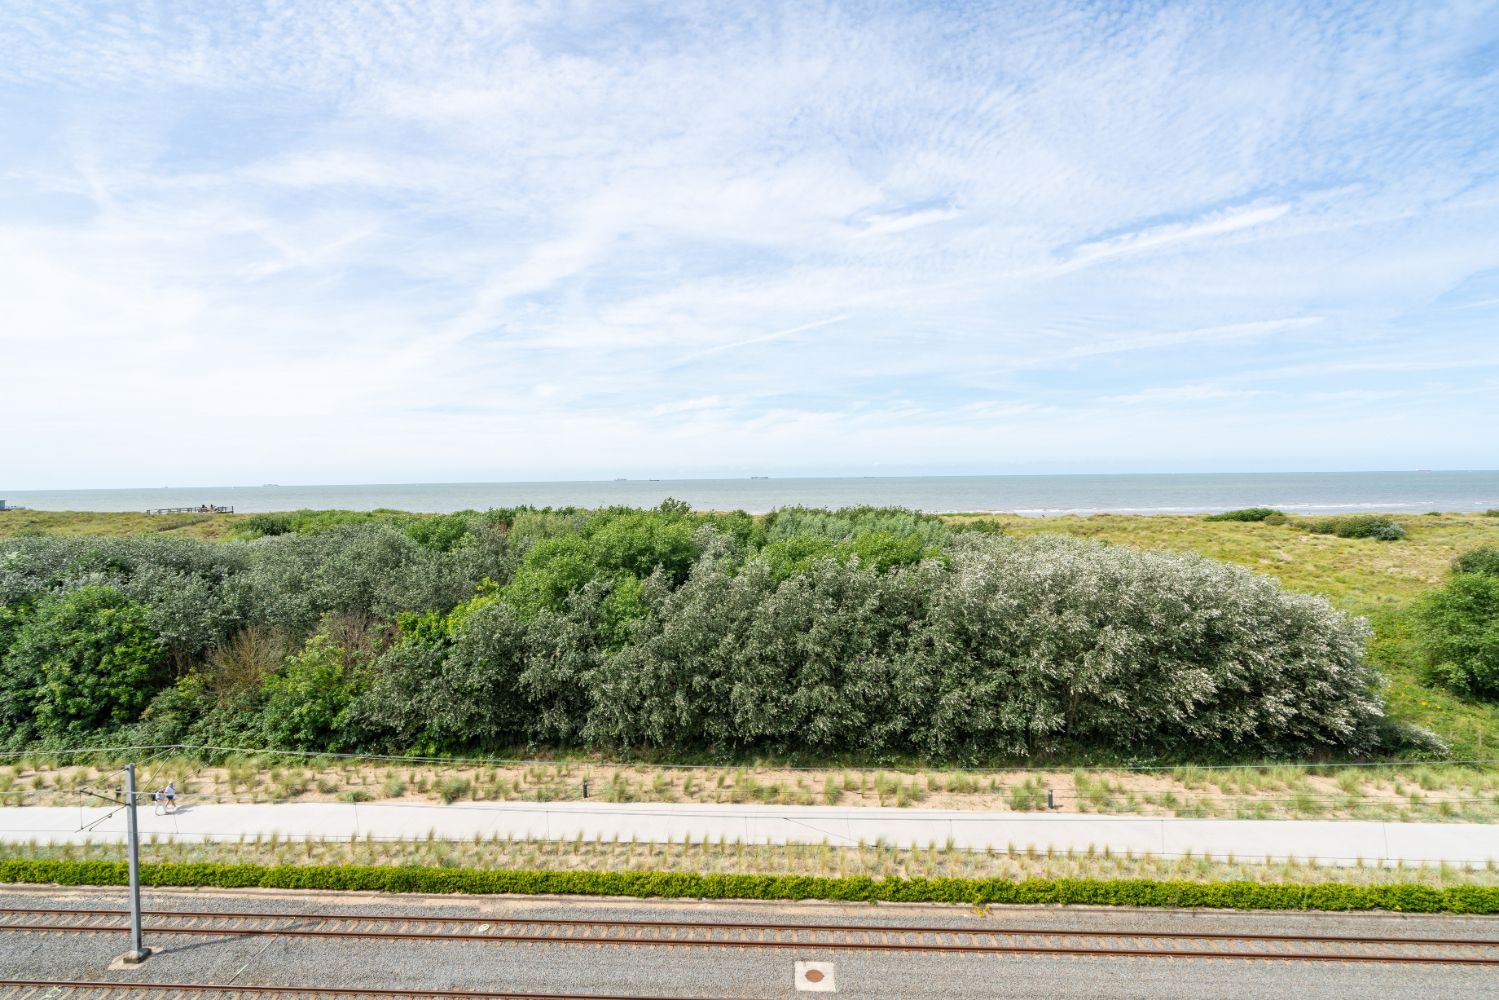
left=260, top=633, right=362, bottom=750
left=1412, top=574, right=1499, bottom=699
left=1, top=586, right=167, bottom=738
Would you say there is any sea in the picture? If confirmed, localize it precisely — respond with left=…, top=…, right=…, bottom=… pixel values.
left=3, top=471, right=1498, bottom=517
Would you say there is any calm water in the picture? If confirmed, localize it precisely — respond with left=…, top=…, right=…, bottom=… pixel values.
left=3, top=471, right=1498, bottom=516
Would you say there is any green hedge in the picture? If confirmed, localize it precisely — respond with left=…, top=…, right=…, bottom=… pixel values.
left=3, top=860, right=1496, bottom=914
left=1302, top=514, right=1406, bottom=540
left=1203, top=508, right=1281, bottom=522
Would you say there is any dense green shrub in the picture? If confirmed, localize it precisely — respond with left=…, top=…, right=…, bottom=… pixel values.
left=242, top=525, right=498, bottom=634
left=450, top=534, right=1377, bottom=758
left=260, top=631, right=365, bottom=750
left=756, top=530, right=935, bottom=583
left=906, top=536, right=1378, bottom=758
left=1302, top=515, right=1406, bottom=540
left=763, top=505, right=951, bottom=546
left=1452, top=546, right=1499, bottom=578
left=0, top=585, right=167, bottom=739
left=503, top=505, right=698, bottom=620
left=590, top=555, right=935, bottom=752
left=1203, top=507, right=1281, bottom=522
left=0, top=534, right=251, bottom=667
left=232, top=508, right=416, bottom=540
left=758, top=535, right=837, bottom=583
left=350, top=596, right=534, bottom=752
left=1412, top=574, right=1499, bottom=699
left=1, top=859, right=1493, bottom=913
left=0, top=503, right=1387, bottom=759
left=354, top=532, right=1385, bottom=758
left=236, top=512, right=294, bottom=537
left=0, top=600, right=29, bottom=663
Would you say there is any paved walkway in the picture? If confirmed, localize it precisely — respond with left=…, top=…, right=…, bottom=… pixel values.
left=3, top=801, right=1496, bottom=868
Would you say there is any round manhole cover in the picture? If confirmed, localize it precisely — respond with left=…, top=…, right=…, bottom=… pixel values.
left=795, top=961, right=835, bottom=991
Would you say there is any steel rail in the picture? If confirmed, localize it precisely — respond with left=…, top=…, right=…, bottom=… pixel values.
left=4, top=922, right=1496, bottom=965
left=1, top=906, right=1497, bottom=965
left=0, top=981, right=742, bottom=1000
left=0, top=905, right=1495, bottom=950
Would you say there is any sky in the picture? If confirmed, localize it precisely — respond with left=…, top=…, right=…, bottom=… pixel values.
left=1, top=1, right=1497, bottom=489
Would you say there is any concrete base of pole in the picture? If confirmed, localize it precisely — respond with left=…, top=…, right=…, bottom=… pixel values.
left=118, top=947, right=152, bottom=965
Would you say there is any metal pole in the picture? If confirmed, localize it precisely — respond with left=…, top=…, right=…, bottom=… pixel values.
left=121, top=763, right=150, bottom=964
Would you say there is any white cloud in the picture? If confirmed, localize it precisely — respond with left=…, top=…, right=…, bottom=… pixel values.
left=1105, top=384, right=1268, bottom=405
left=1064, top=203, right=1292, bottom=267
left=854, top=206, right=964, bottom=237
left=674, top=315, right=851, bottom=364
left=0, top=1, right=1496, bottom=487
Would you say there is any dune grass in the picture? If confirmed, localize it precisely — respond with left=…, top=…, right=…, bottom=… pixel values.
left=6, top=833, right=1495, bottom=889
left=973, top=511, right=1499, bottom=615
left=0, top=509, right=245, bottom=540
left=6, top=754, right=1498, bottom=823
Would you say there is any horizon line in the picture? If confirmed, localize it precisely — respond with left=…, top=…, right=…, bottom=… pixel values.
left=5, top=468, right=1499, bottom=495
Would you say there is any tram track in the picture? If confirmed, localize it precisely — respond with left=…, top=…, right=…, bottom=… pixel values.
left=0, top=904, right=1496, bottom=966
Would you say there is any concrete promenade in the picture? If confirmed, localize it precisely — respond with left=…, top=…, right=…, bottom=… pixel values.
left=2, top=801, right=1497, bottom=867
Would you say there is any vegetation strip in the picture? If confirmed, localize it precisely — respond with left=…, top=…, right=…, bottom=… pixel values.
left=0, top=506, right=1393, bottom=762
left=4, top=860, right=1498, bottom=913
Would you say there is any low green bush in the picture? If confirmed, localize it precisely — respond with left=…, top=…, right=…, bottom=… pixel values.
left=1, top=859, right=1494, bottom=913
left=1302, top=515, right=1406, bottom=541
left=1412, top=573, right=1499, bottom=700
left=1203, top=508, right=1281, bottom=522
left=236, top=512, right=294, bottom=537
left=438, top=776, right=473, bottom=803
left=1452, top=547, right=1499, bottom=578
